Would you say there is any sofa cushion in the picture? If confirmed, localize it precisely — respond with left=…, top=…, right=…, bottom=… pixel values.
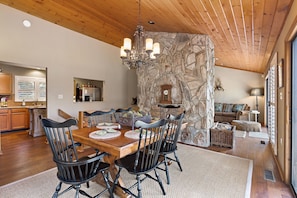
left=223, top=104, right=233, bottom=112
left=222, top=112, right=236, bottom=117
left=214, top=103, right=223, bottom=112
left=215, top=112, right=223, bottom=116
left=232, top=104, right=245, bottom=112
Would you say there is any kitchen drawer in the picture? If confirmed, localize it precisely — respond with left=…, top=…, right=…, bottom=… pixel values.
left=11, top=108, right=28, bottom=113
left=0, top=109, right=10, bottom=114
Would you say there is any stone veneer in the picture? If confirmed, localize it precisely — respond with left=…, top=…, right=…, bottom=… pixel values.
left=136, top=32, right=215, bottom=147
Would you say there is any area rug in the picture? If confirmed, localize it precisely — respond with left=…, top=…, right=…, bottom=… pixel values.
left=234, top=130, right=247, bottom=138
left=248, top=132, right=269, bottom=140
left=0, top=143, right=253, bottom=198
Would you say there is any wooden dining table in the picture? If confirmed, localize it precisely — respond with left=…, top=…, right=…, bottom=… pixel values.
left=71, top=125, right=141, bottom=197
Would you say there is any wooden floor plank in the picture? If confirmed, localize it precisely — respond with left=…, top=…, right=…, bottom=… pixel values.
left=0, top=129, right=295, bottom=197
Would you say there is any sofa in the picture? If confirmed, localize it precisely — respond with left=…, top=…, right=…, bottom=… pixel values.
left=214, top=103, right=250, bottom=123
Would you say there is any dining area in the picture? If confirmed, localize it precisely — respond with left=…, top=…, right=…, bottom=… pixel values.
left=41, top=108, right=185, bottom=198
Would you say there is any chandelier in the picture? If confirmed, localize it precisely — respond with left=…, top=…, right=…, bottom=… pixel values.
left=120, top=0, right=160, bottom=69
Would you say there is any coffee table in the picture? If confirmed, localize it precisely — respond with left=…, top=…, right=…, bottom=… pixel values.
left=231, top=120, right=261, bottom=132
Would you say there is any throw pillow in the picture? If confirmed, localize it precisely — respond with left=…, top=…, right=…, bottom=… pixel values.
left=217, top=123, right=233, bottom=130
left=223, top=104, right=233, bottom=112
left=212, top=122, right=219, bottom=129
left=214, top=103, right=223, bottom=112
left=232, top=104, right=245, bottom=112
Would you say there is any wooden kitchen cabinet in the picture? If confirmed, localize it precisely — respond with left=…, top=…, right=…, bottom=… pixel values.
left=11, top=108, right=29, bottom=130
left=0, top=73, right=12, bottom=95
left=0, top=109, right=11, bottom=131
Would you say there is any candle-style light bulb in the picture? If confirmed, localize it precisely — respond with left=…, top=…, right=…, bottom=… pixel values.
left=123, top=38, right=132, bottom=52
left=145, top=38, right=153, bottom=53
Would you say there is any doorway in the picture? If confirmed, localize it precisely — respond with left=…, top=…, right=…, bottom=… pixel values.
left=0, top=61, right=47, bottom=135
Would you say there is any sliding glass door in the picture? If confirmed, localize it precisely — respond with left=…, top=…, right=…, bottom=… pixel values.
left=291, top=35, right=297, bottom=194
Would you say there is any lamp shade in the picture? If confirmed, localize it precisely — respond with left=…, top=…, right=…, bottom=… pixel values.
left=250, top=88, right=264, bottom=96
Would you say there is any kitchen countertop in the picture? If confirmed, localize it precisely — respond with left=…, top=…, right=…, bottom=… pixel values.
left=0, top=105, right=46, bottom=109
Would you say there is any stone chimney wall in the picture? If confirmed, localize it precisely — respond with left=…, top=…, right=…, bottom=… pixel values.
left=137, top=32, right=215, bottom=147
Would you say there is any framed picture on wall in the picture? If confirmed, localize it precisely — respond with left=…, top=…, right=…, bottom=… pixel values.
left=278, top=59, right=284, bottom=88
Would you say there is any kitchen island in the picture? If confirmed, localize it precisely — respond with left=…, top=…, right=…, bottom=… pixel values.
left=28, top=106, right=47, bottom=137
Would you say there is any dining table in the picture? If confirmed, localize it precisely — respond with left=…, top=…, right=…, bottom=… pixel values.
left=71, top=125, right=143, bottom=198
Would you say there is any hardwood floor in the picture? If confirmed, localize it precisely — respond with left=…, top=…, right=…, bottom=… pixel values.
left=0, top=129, right=295, bottom=197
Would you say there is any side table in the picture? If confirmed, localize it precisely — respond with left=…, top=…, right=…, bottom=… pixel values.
left=249, top=110, right=260, bottom=122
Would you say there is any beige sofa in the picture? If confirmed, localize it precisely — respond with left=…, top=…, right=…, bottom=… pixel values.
left=214, top=103, right=250, bottom=123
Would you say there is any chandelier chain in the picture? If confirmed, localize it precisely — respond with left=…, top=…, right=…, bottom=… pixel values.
left=138, top=0, right=141, bottom=26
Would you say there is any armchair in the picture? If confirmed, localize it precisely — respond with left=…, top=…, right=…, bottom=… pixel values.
left=41, top=118, right=114, bottom=198
left=157, top=112, right=185, bottom=184
left=112, top=119, right=167, bottom=197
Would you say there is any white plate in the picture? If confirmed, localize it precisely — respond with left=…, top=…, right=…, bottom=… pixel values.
left=124, top=129, right=152, bottom=139
left=89, top=130, right=121, bottom=139
left=96, top=123, right=120, bottom=129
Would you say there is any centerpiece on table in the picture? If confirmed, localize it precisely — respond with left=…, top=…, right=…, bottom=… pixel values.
left=116, top=110, right=151, bottom=129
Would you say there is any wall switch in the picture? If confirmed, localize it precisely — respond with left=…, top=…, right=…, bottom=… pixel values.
left=58, top=94, right=63, bottom=99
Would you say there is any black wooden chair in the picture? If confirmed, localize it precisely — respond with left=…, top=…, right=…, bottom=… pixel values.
left=157, top=112, right=185, bottom=184
left=41, top=118, right=114, bottom=198
left=84, top=109, right=116, bottom=127
left=112, top=119, right=168, bottom=198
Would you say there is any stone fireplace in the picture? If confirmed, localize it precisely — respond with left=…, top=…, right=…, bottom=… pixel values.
left=137, top=32, right=215, bottom=147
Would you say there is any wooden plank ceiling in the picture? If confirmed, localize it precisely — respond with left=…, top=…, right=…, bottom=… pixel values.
left=0, top=0, right=293, bottom=73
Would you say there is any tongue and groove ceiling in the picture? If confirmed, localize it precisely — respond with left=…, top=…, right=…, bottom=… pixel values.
left=0, top=0, right=293, bottom=73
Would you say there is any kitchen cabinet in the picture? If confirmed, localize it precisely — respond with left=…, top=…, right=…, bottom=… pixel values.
left=0, top=73, right=12, bottom=95
left=0, top=109, right=11, bottom=131
left=11, top=108, right=29, bottom=130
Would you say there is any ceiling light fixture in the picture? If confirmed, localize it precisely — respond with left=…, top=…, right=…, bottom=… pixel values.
left=120, top=0, right=160, bottom=69
left=22, top=19, right=31, bottom=27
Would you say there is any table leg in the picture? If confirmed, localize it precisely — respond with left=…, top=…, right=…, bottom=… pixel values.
left=103, top=155, right=125, bottom=186
left=93, top=154, right=129, bottom=198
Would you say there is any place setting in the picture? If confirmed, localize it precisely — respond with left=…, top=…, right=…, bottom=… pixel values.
left=124, top=129, right=152, bottom=139
left=96, top=122, right=121, bottom=130
left=89, top=122, right=121, bottom=139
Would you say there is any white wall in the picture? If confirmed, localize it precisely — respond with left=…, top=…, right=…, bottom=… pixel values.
left=0, top=4, right=137, bottom=121
left=214, top=66, right=265, bottom=123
